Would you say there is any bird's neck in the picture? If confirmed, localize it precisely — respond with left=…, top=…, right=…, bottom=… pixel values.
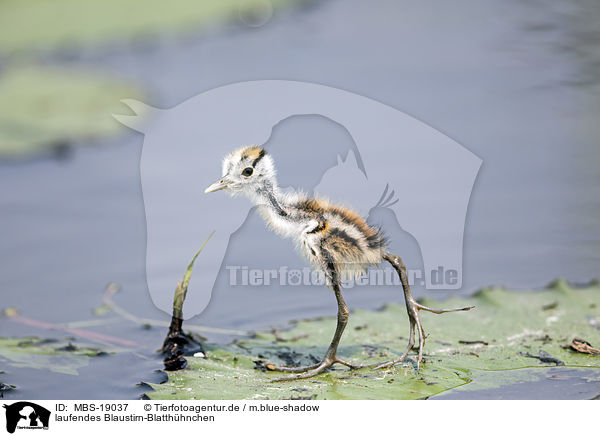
left=251, top=180, right=289, bottom=217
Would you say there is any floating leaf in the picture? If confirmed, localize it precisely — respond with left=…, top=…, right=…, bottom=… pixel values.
left=149, top=281, right=600, bottom=399
left=0, top=66, right=143, bottom=158
left=0, top=337, right=108, bottom=376
left=0, top=0, right=295, bottom=55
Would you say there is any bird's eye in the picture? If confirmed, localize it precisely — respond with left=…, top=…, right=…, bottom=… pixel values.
left=241, top=167, right=254, bottom=177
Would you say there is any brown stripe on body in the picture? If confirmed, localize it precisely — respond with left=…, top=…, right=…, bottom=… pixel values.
left=327, top=205, right=381, bottom=241
left=365, top=226, right=387, bottom=250
left=324, top=233, right=363, bottom=260
left=328, top=228, right=363, bottom=253
left=299, top=197, right=386, bottom=252
left=307, top=221, right=328, bottom=234
left=296, top=199, right=328, bottom=233
left=296, top=198, right=327, bottom=214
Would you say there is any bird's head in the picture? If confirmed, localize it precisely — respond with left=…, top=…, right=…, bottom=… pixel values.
left=204, top=146, right=276, bottom=199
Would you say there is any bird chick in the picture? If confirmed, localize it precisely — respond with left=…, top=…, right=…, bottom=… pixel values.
left=205, top=146, right=473, bottom=380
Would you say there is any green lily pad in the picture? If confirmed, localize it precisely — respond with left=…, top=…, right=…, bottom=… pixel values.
left=0, top=66, right=144, bottom=158
left=0, top=337, right=107, bottom=376
left=0, top=0, right=294, bottom=55
left=149, top=280, right=600, bottom=399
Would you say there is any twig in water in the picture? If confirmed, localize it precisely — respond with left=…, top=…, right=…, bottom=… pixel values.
left=520, top=350, right=564, bottom=366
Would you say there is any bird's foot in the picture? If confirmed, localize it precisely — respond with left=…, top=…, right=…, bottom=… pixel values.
left=373, top=298, right=474, bottom=371
left=381, top=253, right=474, bottom=370
left=269, top=355, right=358, bottom=382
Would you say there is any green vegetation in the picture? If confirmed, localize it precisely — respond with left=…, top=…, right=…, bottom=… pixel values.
left=0, top=66, right=143, bottom=158
left=149, top=280, right=600, bottom=399
left=172, top=232, right=215, bottom=320
left=0, top=0, right=291, bottom=55
left=0, top=337, right=107, bottom=376
left=1, top=280, right=598, bottom=397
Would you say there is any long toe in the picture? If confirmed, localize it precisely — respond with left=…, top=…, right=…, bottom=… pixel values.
left=334, top=357, right=364, bottom=370
left=267, top=362, right=322, bottom=373
left=271, top=359, right=336, bottom=382
left=374, top=358, right=404, bottom=370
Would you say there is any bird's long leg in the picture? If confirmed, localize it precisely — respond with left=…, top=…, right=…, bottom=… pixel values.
left=271, top=267, right=359, bottom=381
left=373, top=253, right=474, bottom=370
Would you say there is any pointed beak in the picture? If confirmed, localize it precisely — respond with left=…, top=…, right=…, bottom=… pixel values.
left=204, top=178, right=231, bottom=194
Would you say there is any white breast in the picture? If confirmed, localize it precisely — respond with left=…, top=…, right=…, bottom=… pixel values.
left=257, top=205, right=301, bottom=239
left=257, top=205, right=321, bottom=260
